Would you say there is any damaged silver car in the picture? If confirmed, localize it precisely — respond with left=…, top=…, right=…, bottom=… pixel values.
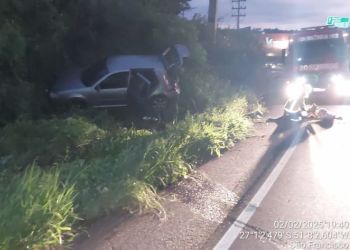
left=49, top=44, right=189, bottom=113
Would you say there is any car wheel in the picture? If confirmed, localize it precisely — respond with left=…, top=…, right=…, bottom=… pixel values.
left=150, top=96, right=169, bottom=113
left=69, top=99, right=87, bottom=110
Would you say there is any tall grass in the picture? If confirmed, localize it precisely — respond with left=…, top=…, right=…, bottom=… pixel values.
left=168, top=97, right=251, bottom=163
left=0, top=97, right=254, bottom=249
left=0, top=166, right=77, bottom=250
left=0, top=117, right=106, bottom=171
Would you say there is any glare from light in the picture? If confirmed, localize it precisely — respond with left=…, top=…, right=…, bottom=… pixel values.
left=285, top=77, right=310, bottom=99
left=309, top=127, right=350, bottom=199
left=331, top=74, right=345, bottom=84
left=335, top=81, right=350, bottom=96
left=305, top=84, right=313, bottom=97
left=267, top=53, right=275, bottom=57
left=286, top=82, right=303, bottom=99
left=331, top=74, right=350, bottom=96
left=297, top=57, right=302, bottom=62
left=343, top=33, right=349, bottom=38
left=295, top=77, right=307, bottom=84
left=272, top=40, right=289, bottom=50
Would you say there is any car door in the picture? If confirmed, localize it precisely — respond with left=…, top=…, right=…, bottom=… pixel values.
left=93, top=71, right=130, bottom=107
left=161, top=44, right=190, bottom=71
left=128, top=69, right=160, bottom=103
left=161, top=44, right=190, bottom=86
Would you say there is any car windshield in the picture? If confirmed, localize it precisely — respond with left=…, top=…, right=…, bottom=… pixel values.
left=81, top=59, right=109, bottom=86
left=294, top=38, right=346, bottom=64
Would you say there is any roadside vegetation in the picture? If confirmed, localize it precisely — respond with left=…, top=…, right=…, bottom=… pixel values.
left=0, top=97, right=256, bottom=249
left=0, top=1, right=265, bottom=249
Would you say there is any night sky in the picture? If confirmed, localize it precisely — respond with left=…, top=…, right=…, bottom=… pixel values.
left=185, top=0, right=350, bottom=30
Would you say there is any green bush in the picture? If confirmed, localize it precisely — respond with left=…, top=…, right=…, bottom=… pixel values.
left=0, top=117, right=106, bottom=171
left=170, top=97, right=251, bottom=163
left=178, top=64, right=236, bottom=114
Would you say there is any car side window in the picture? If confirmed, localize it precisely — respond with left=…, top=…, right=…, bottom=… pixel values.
left=99, top=72, right=129, bottom=89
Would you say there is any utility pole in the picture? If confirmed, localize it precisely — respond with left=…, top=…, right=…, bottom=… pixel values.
left=208, top=0, right=218, bottom=44
left=232, top=0, right=246, bottom=29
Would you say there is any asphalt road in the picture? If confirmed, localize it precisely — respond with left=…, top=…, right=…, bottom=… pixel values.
left=216, top=105, right=350, bottom=250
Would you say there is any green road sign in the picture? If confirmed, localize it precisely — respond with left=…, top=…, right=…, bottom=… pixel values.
left=327, top=16, right=350, bottom=28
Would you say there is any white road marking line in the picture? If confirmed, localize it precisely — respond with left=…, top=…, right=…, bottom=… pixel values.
left=213, top=130, right=304, bottom=250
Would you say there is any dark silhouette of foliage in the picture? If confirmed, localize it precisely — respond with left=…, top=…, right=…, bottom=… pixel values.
left=0, top=0, right=192, bottom=124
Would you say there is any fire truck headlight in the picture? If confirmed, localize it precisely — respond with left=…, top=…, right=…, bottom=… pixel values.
left=331, top=74, right=345, bottom=84
left=286, top=77, right=310, bottom=99
left=331, top=74, right=350, bottom=96
left=286, top=82, right=303, bottom=99
left=334, top=80, right=350, bottom=96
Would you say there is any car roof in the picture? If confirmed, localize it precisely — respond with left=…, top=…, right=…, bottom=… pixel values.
left=106, top=55, right=165, bottom=72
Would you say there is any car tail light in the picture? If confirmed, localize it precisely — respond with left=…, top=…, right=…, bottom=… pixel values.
left=163, top=74, right=172, bottom=91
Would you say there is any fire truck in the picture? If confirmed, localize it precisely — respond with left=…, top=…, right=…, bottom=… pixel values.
left=284, top=26, right=350, bottom=101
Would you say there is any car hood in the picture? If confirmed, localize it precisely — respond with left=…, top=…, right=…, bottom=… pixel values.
left=51, top=68, right=86, bottom=92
